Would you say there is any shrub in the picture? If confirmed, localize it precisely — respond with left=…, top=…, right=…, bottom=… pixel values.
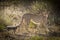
left=0, top=15, right=12, bottom=30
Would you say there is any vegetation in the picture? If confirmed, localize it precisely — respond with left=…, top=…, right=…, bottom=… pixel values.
left=29, top=21, right=37, bottom=28
left=47, top=37, right=60, bottom=40
left=30, top=36, right=44, bottom=40
left=29, top=36, right=60, bottom=40
left=0, top=14, right=13, bottom=30
left=0, top=24, right=5, bottom=30
left=0, top=9, right=20, bottom=30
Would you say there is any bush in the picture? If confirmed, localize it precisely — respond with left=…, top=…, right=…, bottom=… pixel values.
left=0, top=15, right=12, bottom=30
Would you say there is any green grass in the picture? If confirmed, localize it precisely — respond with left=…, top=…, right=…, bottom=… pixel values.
left=29, top=36, right=60, bottom=40
left=29, top=21, right=37, bottom=28
left=0, top=24, right=5, bottom=30
left=29, top=36, right=45, bottom=40
left=47, top=37, right=60, bottom=40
